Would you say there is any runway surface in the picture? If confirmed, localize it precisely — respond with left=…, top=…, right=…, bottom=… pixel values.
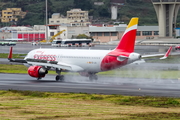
left=1, top=73, right=180, bottom=97
left=1, top=43, right=180, bottom=97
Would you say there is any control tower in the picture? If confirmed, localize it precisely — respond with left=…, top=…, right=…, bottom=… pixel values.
left=151, top=0, right=180, bottom=37
left=110, top=0, right=125, bottom=20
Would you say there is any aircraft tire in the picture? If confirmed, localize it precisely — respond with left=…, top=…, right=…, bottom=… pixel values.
left=56, top=75, right=60, bottom=81
left=37, top=77, right=42, bottom=80
left=55, top=75, right=64, bottom=81
left=89, top=75, right=98, bottom=80
left=93, top=75, right=98, bottom=80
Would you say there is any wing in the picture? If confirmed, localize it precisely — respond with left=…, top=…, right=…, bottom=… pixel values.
left=142, top=46, right=172, bottom=59
left=130, top=46, right=173, bottom=65
left=8, top=47, right=84, bottom=72
left=26, top=59, right=84, bottom=72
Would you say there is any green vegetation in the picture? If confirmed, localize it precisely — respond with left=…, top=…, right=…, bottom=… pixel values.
left=0, top=90, right=180, bottom=119
left=0, top=0, right=159, bottom=26
left=0, top=64, right=27, bottom=74
left=2, top=90, right=180, bottom=108
left=0, top=53, right=26, bottom=59
left=3, top=0, right=180, bottom=26
left=76, top=34, right=93, bottom=40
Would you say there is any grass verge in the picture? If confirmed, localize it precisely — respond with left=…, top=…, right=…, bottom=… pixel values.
left=0, top=53, right=26, bottom=59
left=0, top=90, right=180, bottom=120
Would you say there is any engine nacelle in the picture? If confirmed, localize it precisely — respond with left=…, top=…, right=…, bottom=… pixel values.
left=28, top=66, right=48, bottom=78
left=127, top=53, right=141, bottom=63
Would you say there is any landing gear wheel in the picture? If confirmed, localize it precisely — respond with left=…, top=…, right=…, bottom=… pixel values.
left=37, top=77, right=42, bottom=80
left=89, top=76, right=93, bottom=80
left=55, top=68, right=64, bottom=82
left=89, top=74, right=98, bottom=80
left=94, top=75, right=98, bottom=80
left=55, top=75, right=64, bottom=82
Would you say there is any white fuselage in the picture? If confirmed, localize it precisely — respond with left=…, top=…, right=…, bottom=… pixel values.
left=25, top=48, right=111, bottom=72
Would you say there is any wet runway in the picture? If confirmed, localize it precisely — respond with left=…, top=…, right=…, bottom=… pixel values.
left=1, top=43, right=180, bottom=97
left=1, top=73, right=180, bottom=97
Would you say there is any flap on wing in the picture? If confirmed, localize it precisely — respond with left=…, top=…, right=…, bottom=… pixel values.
left=142, top=54, right=165, bottom=58
left=26, top=58, right=47, bottom=63
left=26, top=58, right=58, bottom=64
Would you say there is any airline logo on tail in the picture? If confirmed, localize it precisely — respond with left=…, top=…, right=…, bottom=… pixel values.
left=115, top=17, right=139, bottom=52
left=101, top=17, right=140, bottom=71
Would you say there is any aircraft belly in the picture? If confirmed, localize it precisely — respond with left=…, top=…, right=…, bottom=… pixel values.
left=61, top=58, right=101, bottom=72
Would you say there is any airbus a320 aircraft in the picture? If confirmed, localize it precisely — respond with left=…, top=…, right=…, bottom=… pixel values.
left=8, top=17, right=172, bottom=81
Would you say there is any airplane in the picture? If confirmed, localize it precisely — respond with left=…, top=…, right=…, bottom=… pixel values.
left=8, top=17, right=172, bottom=81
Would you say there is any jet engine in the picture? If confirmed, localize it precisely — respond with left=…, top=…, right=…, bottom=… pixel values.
left=28, top=66, right=48, bottom=78
left=127, top=53, right=141, bottom=63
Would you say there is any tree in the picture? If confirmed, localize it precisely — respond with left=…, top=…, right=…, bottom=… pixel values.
left=76, top=34, right=93, bottom=40
left=99, top=5, right=110, bottom=17
left=73, top=0, right=93, bottom=10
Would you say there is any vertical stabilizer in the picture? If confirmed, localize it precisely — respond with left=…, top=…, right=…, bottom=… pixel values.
left=115, top=17, right=139, bottom=52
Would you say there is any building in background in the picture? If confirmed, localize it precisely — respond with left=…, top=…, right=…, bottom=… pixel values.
left=89, top=25, right=159, bottom=43
left=151, top=0, right=180, bottom=37
left=47, top=24, right=89, bottom=41
left=0, top=26, right=45, bottom=42
left=0, top=24, right=159, bottom=43
left=1, top=8, right=26, bottom=23
left=49, top=9, right=91, bottom=26
left=110, top=0, right=125, bottom=20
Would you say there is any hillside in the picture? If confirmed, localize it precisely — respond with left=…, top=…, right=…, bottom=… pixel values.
left=0, top=0, right=171, bottom=26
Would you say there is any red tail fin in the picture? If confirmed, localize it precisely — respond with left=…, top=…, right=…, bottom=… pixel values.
left=115, top=17, right=139, bottom=52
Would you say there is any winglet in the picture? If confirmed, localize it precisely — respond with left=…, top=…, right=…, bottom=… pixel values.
left=160, top=46, right=172, bottom=59
left=7, top=47, right=27, bottom=63
left=8, top=47, right=13, bottom=60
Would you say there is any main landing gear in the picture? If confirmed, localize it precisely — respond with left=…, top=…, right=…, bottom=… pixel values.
left=37, top=77, right=42, bottom=80
left=55, top=68, right=64, bottom=81
left=89, top=73, right=98, bottom=80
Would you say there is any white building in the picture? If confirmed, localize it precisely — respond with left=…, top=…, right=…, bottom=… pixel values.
left=49, top=9, right=91, bottom=26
